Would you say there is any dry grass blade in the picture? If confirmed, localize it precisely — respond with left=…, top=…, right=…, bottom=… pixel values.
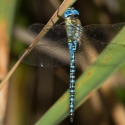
left=0, top=0, right=77, bottom=90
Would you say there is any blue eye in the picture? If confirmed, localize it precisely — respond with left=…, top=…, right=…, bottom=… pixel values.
left=64, top=7, right=79, bottom=18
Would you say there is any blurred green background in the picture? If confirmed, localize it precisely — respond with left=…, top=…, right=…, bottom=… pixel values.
left=0, top=0, right=125, bottom=125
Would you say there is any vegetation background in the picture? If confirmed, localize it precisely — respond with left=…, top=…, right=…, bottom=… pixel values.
left=0, top=0, right=125, bottom=125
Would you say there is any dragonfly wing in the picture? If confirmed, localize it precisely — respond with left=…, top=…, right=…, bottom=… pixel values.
left=28, top=23, right=67, bottom=43
left=75, top=22, right=125, bottom=66
left=20, top=23, right=69, bottom=67
left=19, top=38, right=70, bottom=68
left=83, top=22, right=125, bottom=43
left=76, top=38, right=125, bottom=66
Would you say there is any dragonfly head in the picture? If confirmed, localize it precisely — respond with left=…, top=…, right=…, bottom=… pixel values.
left=64, top=7, right=79, bottom=18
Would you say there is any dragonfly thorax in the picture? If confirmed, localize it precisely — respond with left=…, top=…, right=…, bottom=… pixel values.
left=65, top=17, right=83, bottom=45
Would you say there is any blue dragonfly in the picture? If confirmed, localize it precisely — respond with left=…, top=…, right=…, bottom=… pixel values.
left=20, top=7, right=125, bottom=122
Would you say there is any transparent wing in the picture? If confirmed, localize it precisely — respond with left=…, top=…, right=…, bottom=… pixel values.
left=19, top=38, right=70, bottom=67
left=76, top=41, right=125, bottom=66
left=83, top=22, right=125, bottom=43
left=76, top=22, right=125, bottom=66
left=19, top=23, right=70, bottom=67
left=28, top=23, right=67, bottom=43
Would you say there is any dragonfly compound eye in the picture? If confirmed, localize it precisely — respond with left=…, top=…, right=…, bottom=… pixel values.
left=64, top=7, right=79, bottom=18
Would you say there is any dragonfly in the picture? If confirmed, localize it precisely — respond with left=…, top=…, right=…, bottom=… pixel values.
left=20, top=7, right=125, bottom=122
